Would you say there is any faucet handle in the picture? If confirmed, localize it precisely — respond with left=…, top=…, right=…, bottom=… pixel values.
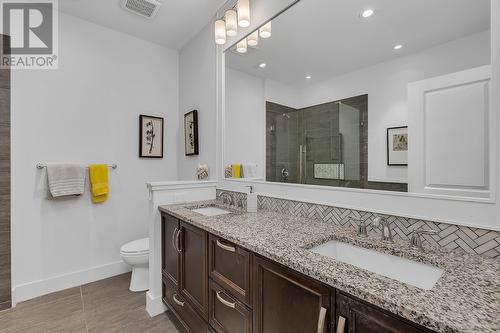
left=372, top=214, right=385, bottom=228
left=350, top=215, right=368, bottom=238
left=410, top=229, right=438, bottom=250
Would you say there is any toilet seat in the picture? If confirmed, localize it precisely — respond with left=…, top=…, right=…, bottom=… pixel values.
left=120, top=238, right=149, bottom=256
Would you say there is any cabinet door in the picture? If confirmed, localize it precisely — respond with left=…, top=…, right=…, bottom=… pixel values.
left=162, top=214, right=180, bottom=288
left=180, top=221, right=209, bottom=321
left=335, top=291, right=433, bottom=333
left=253, top=255, right=330, bottom=333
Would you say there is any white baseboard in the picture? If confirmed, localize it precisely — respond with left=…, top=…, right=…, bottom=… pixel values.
left=146, top=290, right=167, bottom=317
left=12, top=260, right=131, bottom=305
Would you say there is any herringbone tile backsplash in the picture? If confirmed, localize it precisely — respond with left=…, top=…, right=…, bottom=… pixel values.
left=216, top=190, right=500, bottom=258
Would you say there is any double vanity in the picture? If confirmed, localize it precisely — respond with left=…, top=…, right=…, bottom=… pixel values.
left=158, top=200, right=499, bottom=333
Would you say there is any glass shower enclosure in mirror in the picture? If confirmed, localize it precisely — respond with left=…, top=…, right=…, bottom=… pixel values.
left=223, top=0, right=491, bottom=193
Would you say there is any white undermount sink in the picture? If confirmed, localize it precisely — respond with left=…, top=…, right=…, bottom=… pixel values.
left=191, top=207, right=231, bottom=217
left=310, top=240, right=444, bottom=290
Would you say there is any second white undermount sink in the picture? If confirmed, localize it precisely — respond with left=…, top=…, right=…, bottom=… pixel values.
left=191, top=207, right=231, bottom=217
left=310, top=240, right=443, bottom=290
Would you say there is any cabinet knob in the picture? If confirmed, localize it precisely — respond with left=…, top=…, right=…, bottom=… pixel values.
left=317, top=307, right=327, bottom=333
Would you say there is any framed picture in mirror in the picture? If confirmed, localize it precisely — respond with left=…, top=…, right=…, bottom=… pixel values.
left=139, top=115, right=164, bottom=158
left=387, top=126, right=408, bottom=166
left=184, top=110, right=199, bottom=156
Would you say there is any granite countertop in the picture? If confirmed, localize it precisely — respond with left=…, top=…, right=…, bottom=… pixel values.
left=159, top=201, right=500, bottom=333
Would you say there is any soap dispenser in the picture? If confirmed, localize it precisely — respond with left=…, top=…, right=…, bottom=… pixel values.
left=246, top=186, right=257, bottom=213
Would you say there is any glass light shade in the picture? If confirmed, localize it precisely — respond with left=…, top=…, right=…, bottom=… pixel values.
left=247, top=30, right=259, bottom=47
left=259, top=21, right=271, bottom=38
left=237, top=0, right=250, bottom=27
left=225, top=9, right=238, bottom=37
left=214, top=19, right=226, bottom=45
left=236, top=38, right=247, bottom=53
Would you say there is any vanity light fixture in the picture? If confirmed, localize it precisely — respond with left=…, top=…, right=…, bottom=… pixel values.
left=305, top=75, right=312, bottom=79
left=236, top=38, right=248, bottom=53
left=259, top=62, right=267, bottom=68
left=360, top=9, right=374, bottom=18
left=247, top=30, right=259, bottom=46
left=393, top=44, right=403, bottom=50
left=214, top=19, right=227, bottom=45
left=238, top=0, right=250, bottom=27
left=225, top=9, right=238, bottom=37
left=259, top=21, right=272, bottom=38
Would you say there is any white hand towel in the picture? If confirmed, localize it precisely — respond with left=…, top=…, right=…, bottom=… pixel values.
left=242, top=163, right=258, bottom=179
left=46, top=164, right=86, bottom=198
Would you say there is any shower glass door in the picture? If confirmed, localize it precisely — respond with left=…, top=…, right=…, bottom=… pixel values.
left=266, top=95, right=366, bottom=189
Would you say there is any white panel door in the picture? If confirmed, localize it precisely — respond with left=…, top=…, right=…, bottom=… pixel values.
left=408, top=65, right=493, bottom=200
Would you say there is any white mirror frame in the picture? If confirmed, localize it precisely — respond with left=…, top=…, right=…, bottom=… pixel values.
left=216, top=0, right=500, bottom=231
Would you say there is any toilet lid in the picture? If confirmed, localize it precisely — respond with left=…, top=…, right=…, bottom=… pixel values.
left=120, top=238, right=149, bottom=254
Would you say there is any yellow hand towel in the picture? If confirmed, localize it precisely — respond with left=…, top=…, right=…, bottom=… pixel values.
left=231, top=164, right=241, bottom=178
left=89, top=164, right=108, bottom=203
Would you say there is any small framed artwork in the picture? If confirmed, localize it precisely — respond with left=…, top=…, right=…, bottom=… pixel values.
left=139, top=115, right=164, bottom=158
left=184, top=110, right=199, bottom=156
left=387, top=126, right=408, bottom=166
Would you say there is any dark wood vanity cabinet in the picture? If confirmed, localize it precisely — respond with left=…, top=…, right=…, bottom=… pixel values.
left=161, top=212, right=435, bottom=333
left=253, top=255, right=331, bottom=333
left=335, top=291, right=434, bottom=333
left=161, top=214, right=209, bottom=332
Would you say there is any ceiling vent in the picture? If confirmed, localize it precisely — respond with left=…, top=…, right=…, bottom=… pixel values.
left=122, top=0, right=162, bottom=19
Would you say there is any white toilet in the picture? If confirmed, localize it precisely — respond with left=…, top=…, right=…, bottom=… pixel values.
left=120, top=238, right=149, bottom=292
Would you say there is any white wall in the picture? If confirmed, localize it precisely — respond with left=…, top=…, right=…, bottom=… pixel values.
left=177, top=23, right=217, bottom=180
left=225, top=69, right=265, bottom=177
left=299, top=30, right=490, bottom=183
left=11, top=13, right=179, bottom=301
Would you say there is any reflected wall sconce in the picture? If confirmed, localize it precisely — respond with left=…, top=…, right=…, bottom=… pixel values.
left=236, top=38, right=248, bottom=53
left=225, top=9, right=238, bottom=37
left=237, top=0, right=250, bottom=27
left=247, top=30, right=259, bottom=46
left=214, top=19, right=227, bottom=45
left=259, top=21, right=271, bottom=38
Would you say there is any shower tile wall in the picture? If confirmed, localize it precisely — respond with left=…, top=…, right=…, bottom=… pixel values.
left=266, top=95, right=407, bottom=192
left=0, top=35, right=11, bottom=310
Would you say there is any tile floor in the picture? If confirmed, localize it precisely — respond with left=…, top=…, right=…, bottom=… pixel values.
left=0, top=273, right=182, bottom=333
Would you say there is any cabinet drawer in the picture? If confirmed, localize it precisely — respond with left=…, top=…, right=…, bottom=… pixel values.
left=163, top=278, right=209, bottom=333
left=209, top=235, right=252, bottom=306
left=209, top=280, right=252, bottom=333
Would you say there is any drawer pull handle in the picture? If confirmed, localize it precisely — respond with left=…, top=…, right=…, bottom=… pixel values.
left=171, top=227, right=178, bottom=251
left=216, top=239, right=236, bottom=252
left=172, top=293, right=184, bottom=307
left=336, top=315, right=346, bottom=333
left=317, top=306, right=327, bottom=333
left=216, top=291, right=236, bottom=308
left=175, top=229, right=182, bottom=253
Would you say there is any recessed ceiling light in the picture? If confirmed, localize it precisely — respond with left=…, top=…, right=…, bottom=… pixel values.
left=360, top=9, right=374, bottom=18
left=259, top=63, right=267, bottom=68
left=393, top=44, right=403, bottom=50
left=305, top=75, right=312, bottom=80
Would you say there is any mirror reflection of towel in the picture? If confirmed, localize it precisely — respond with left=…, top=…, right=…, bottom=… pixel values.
left=242, top=164, right=258, bottom=178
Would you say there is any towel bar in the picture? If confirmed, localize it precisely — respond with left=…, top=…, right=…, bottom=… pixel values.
left=36, top=163, right=118, bottom=170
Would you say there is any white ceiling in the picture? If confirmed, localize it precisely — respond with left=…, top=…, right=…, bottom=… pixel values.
left=226, top=0, right=491, bottom=86
left=59, top=0, right=228, bottom=50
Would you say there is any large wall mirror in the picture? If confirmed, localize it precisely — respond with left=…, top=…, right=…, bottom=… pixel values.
left=223, top=0, right=493, bottom=200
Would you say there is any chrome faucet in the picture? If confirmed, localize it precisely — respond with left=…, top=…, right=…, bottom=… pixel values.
left=373, top=215, right=393, bottom=243
left=217, top=191, right=234, bottom=206
left=350, top=215, right=367, bottom=238
left=410, top=229, right=438, bottom=251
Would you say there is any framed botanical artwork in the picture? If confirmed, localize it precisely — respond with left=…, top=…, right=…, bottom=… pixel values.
left=139, top=115, right=164, bottom=158
left=184, top=110, right=199, bottom=156
left=387, top=126, right=408, bottom=166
